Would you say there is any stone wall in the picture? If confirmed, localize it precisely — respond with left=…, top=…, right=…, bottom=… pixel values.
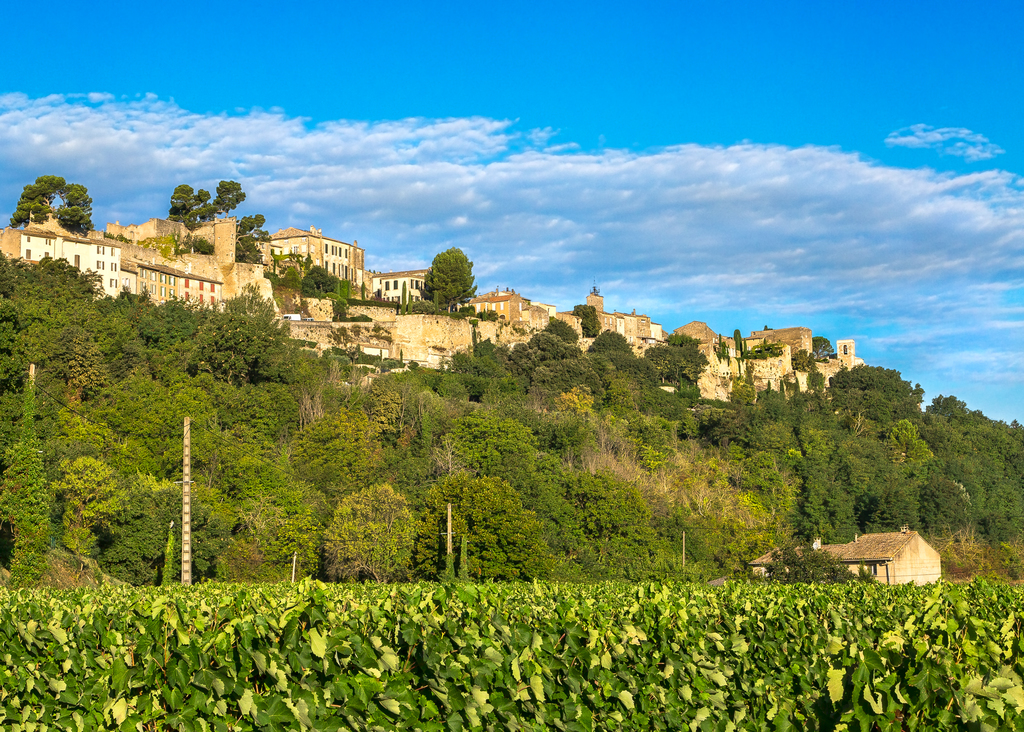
left=348, top=305, right=398, bottom=323
left=749, top=326, right=812, bottom=355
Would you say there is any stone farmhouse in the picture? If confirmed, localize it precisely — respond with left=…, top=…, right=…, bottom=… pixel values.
left=750, top=528, right=941, bottom=584
left=0, top=225, right=123, bottom=298
left=370, top=269, right=430, bottom=303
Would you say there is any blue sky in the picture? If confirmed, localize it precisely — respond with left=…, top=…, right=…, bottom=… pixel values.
left=2, top=1, right=1023, bottom=420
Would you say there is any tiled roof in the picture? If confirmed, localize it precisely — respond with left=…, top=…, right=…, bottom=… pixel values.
left=372, top=270, right=430, bottom=279
left=822, top=532, right=919, bottom=562
left=271, top=227, right=357, bottom=248
left=133, top=261, right=223, bottom=285
left=749, top=531, right=921, bottom=565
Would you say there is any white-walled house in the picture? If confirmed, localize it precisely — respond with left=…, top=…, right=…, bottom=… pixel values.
left=1, top=226, right=123, bottom=298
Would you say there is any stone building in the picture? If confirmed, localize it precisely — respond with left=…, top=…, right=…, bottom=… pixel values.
left=748, top=326, right=812, bottom=355
left=370, top=269, right=430, bottom=303
left=130, top=261, right=224, bottom=305
left=750, top=528, right=941, bottom=585
left=268, top=226, right=365, bottom=287
left=0, top=225, right=123, bottom=298
left=583, top=287, right=663, bottom=345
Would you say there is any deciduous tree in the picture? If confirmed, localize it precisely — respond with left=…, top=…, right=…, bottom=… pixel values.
left=324, top=483, right=414, bottom=582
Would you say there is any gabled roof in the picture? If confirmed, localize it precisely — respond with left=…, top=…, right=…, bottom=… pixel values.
left=822, top=532, right=919, bottom=562
left=749, top=531, right=922, bottom=566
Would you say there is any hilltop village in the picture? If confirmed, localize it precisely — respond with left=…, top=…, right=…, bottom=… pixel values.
left=0, top=211, right=863, bottom=400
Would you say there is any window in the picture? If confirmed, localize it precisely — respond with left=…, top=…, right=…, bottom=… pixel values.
left=160, top=274, right=166, bottom=284
left=169, top=289, right=174, bottom=298
left=96, top=245, right=102, bottom=254
left=871, top=564, right=878, bottom=576
left=110, top=279, right=115, bottom=288
left=210, top=284, right=215, bottom=293
left=26, top=236, right=31, bottom=243
left=74, top=255, right=80, bottom=267
left=199, top=282, right=204, bottom=291
left=161, top=286, right=166, bottom=297
left=393, top=280, right=398, bottom=289
left=150, top=271, right=156, bottom=280
left=170, top=276, right=175, bottom=286
left=385, top=281, right=390, bottom=291
left=324, top=244, right=329, bottom=254
left=184, top=278, right=190, bottom=288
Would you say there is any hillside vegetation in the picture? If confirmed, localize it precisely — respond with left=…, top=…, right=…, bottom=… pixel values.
left=1, top=255, right=1023, bottom=585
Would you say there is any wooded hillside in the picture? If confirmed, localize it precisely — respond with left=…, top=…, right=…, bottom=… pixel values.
left=1, top=255, right=1022, bottom=586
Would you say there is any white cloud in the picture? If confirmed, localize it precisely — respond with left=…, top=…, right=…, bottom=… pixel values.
left=1, top=95, right=1024, bottom=418
left=885, top=124, right=1006, bottom=162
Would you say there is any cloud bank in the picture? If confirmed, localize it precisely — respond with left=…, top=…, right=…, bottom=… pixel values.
left=885, top=124, right=1006, bottom=162
left=2, top=94, right=1023, bottom=419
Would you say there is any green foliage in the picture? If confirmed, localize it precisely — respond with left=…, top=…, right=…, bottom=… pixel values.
left=9, top=175, right=93, bottom=233
left=236, top=214, right=269, bottom=263
left=733, top=328, right=744, bottom=356
left=414, top=473, right=550, bottom=579
left=745, top=341, right=786, bottom=359
left=573, top=303, right=601, bottom=337
left=425, top=248, right=476, bottom=310
left=188, top=286, right=295, bottom=385
left=3, top=581, right=1024, bottom=729
left=301, top=265, right=342, bottom=298
left=762, top=540, right=858, bottom=583
left=0, top=385, right=50, bottom=587
left=543, top=318, right=578, bottom=345
left=792, top=348, right=817, bottom=372
left=325, top=483, right=414, bottom=582
left=812, top=335, right=835, bottom=359
left=53, top=456, right=124, bottom=558
left=213, top=180, right=245, bottom=215
left=167, top=184, right=216, bottom=231
left=292, top=408, right=380, bottom=499
left=645, top=337, right=708, bottom=385
left=590, top=330, right=631, bottom=355
left=169, top=180, right=245, bottom=231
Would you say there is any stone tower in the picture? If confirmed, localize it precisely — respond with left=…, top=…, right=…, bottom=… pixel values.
left=586, top=285, right=604, bottom=314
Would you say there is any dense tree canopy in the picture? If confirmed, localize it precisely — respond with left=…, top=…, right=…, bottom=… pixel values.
left=425, top=248, right=476, bottom=310
left=10, top=175, right=93, bottom=233
left=1, top=250, right=1022, bottom=587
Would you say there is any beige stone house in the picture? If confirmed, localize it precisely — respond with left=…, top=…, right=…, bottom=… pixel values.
left=750, top=529, right=941, bottom=584
left=268, top=226, right=365, bottom=287
left=371, top=269, right=430, bottom=303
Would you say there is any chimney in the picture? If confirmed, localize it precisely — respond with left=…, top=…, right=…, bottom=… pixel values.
left=854, top=534, right=858, bottom=542
left=812, top=537, right=822, bottom=550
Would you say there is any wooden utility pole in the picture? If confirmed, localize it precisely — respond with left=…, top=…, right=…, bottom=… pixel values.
left=446, top=503, right=453, bottom=557
left=181, top=416, right=192, bottom=586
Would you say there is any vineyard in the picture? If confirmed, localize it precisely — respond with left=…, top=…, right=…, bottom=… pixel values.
left=1, top=581, right=1023, bottom=730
